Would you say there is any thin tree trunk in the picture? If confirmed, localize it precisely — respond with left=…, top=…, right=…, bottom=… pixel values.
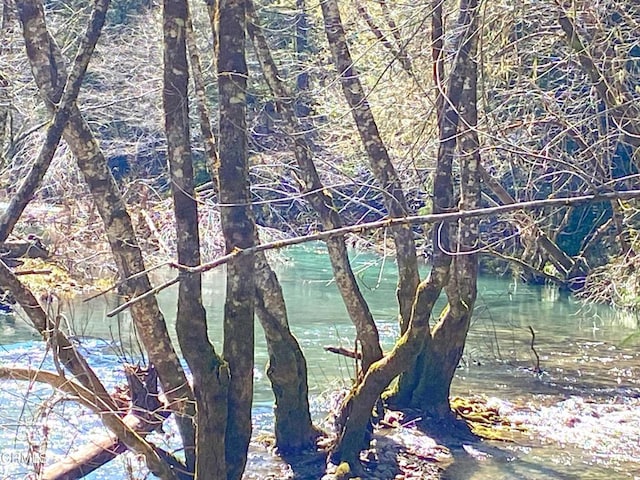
left=556, top=5, right=640, bottom=152
left=16, top=0, right=196, bottom=465
left=248, top=0, right=383, bottom=372
left=185, top=15, right=218, bottom=186
left=163, top=0, right=228, bottom=478
left=0, top=73, right=9, bottom=170
left=320, top=0, right=420, bottom=331
left=294, top=0, right=309, bottom=93
left=218, top=1, right=256, bottom=478
left=1, top=0, right=106, bottom=242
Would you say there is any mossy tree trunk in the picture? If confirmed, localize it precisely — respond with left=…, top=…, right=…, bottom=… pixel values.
left=217, top=1, right=256, bottom=478
left=248, top=1, right=383, bottom=373
left=330, top=0, right=481, bottom=468
left=162, top=0, right=228, bottom=478
left=408, top=20, right=481, bottom=411
left=16, top=0, right=196, bottom=469
left=253, top=252, right=321, bottom=451
left=392, top=0, right=480, bottom=407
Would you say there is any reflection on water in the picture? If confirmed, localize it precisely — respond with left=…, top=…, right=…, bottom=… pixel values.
left=0, top=244, right=639, bottom=479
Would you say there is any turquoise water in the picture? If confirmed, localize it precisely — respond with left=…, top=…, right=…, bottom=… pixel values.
left=0, top=244, right=639, bottom=478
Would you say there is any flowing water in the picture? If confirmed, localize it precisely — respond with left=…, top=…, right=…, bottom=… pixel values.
left=0, top=244, right=639, bottom=479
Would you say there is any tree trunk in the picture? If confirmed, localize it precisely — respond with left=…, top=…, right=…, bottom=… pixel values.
left=162, top=0, right=228, bottom=478
left=333, top=7, right=482, bottom=460
left=217, top=1, right=256, bottom=478
left=254, top=252, right=320, bottom=452
left=392, top=0, right=478, bottom=407
left=196, top=3, right=318, bottom=455
left=247, top=1, right=383, bottom=372
left=320, top=0, right=420, bottom=331
left=16, top=0, right=196, bottom=466
left=410, top=27, right=481, bottom=412
left=330, top=266, right=449, bottom=468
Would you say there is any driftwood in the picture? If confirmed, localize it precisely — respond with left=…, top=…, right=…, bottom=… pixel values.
left=43, top=364, right=183, bottom=480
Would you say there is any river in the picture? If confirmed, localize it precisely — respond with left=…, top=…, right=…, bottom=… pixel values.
left=0, top=244, right=639, bottom=478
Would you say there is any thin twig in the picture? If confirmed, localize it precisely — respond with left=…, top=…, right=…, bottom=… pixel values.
left=528, top=326, right=542, bottom=374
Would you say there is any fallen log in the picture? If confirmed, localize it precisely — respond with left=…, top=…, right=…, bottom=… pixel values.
left=43, top=364, right=187, bottom=480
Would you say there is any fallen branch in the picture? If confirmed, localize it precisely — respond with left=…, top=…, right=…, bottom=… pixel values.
left=107, top=189, right=640, bottom=317
left=14, top=269, right=53, bottom=276
left=0, top=365, right=185, bottom=480
left=324, top=346, right=362, bottom=360
left=0, top=259, right=178, bottom=479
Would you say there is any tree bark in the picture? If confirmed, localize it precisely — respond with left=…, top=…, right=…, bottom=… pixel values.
left=16, top=0, right=196, bottom=466
left=163, top=0, right=228, bottom=477
left=217, top=1, right=256, bottom=478
left=320, top=0, right=420, bottom=331
left=332, top=2, right=481, bottom=466
left=196, top=2, right=318, bottom=454
left=410, top=15, right=481, bottom=412
left=185, top=14, right=218, bottom=187
left=253, top=252, right=320, bottom=451
left=393, top=0, right=478, bottom=406
left=247, top=0, right=383, bottom=373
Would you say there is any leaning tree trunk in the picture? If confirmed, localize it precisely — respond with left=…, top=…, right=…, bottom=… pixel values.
left=0, top=259, right=178, bottom=480
left=0, top=0, right=107, bottom=242
left=217, top=1, right=256, bottom=478
left=162, top=0, right=229, bottom=478
left=16, top=0, right=196, bottom=466
left=248, top=0, right=383, bottom=373
left=320, top=0, right=420, bottom=331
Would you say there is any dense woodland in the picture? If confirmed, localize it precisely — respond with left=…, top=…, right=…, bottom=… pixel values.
left=0, top=0, right=639, bottom=478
